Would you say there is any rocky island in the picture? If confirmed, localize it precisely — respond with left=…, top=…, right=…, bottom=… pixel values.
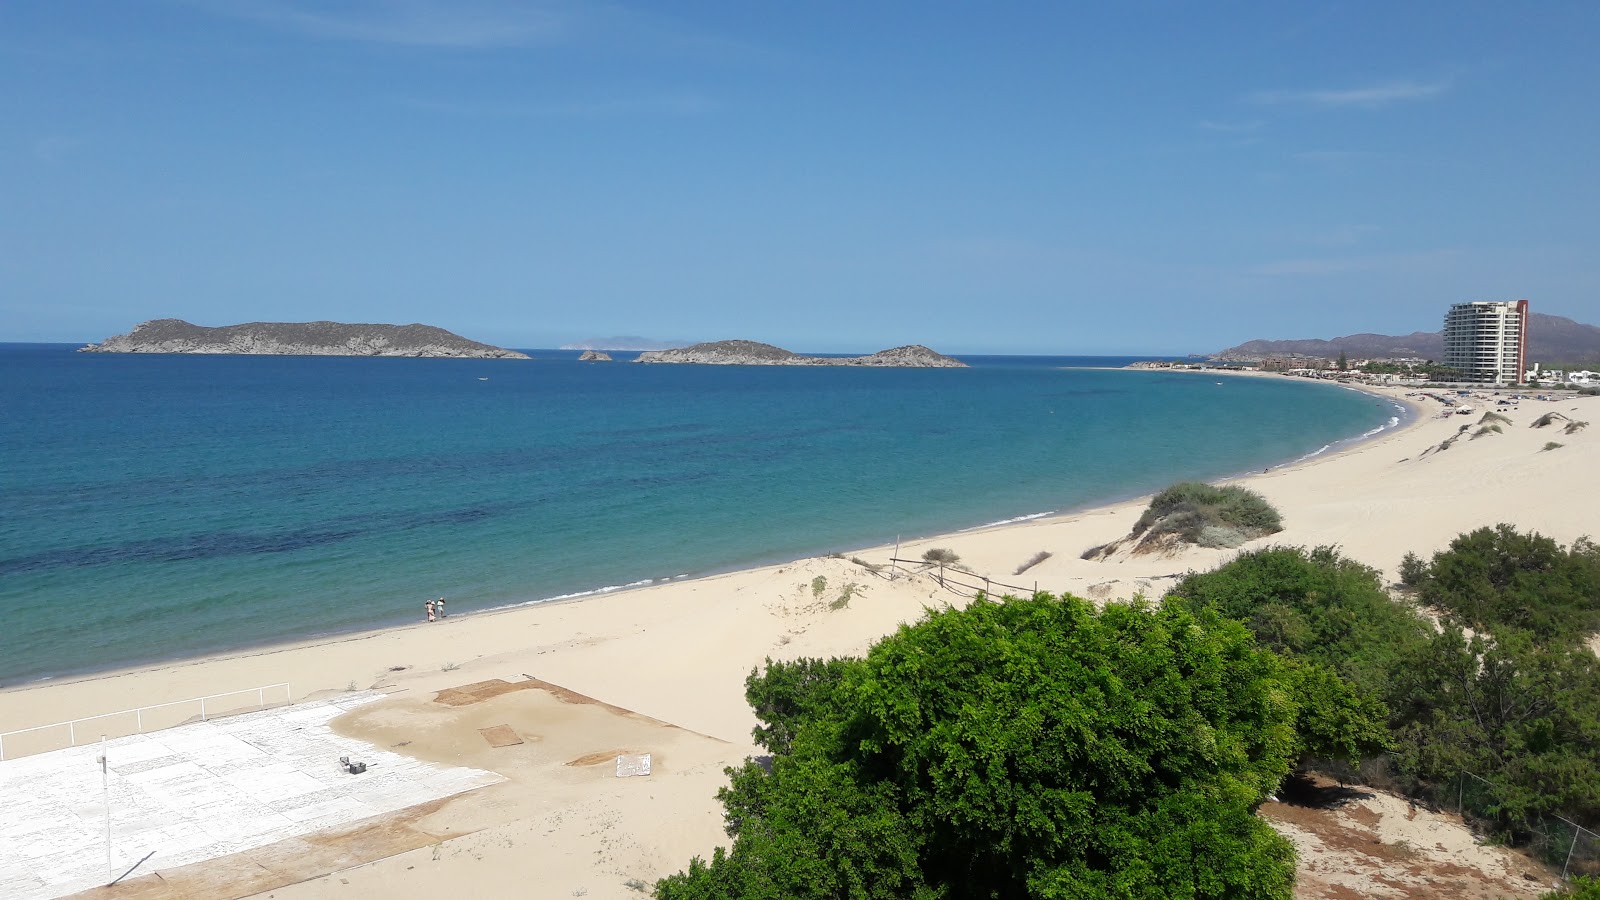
left=632, top=340, right=967, bottom=368
left=80, top=319, right=531, bottom=359
left=578, top=350, right=614, bottom=361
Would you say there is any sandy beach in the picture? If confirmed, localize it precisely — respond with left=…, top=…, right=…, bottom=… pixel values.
left=3, top=379, right=1595, bottom=899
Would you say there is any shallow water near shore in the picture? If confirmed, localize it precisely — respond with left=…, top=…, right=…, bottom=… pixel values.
left=0, top=346, right=1398, bottom=684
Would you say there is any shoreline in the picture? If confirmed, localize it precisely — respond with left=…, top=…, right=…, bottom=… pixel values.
left=0, top=373, right=1414, bottom=697
left=1, top=381, right=1592, bottom=897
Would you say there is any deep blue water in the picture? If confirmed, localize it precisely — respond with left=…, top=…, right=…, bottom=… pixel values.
left=0, top=345, right=1401, bottom=684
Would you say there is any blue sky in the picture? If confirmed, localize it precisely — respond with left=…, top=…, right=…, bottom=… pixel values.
left=3, top=2, right=1597, bottom=353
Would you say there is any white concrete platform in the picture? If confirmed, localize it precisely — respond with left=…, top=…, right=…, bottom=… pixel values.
left=0, top=692, right=501, bottom=900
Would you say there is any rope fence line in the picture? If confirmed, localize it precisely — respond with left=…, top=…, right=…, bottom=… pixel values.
left=882, top=558, right=1176, bottom=602
left=886, top=558, right=1038, bottom=600
left=0, top=682, right=292, bottom=761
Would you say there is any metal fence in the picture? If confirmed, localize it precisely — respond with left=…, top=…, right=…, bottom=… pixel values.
left=0, top=683, right=292, bottom=761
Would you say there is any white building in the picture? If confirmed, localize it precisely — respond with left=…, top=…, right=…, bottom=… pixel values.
left=1443, top=300, right=1528, bottom=385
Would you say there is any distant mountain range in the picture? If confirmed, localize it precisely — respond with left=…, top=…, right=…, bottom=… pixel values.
left=1212, top=312, right=1600, bottom=366
left=559, top=336, right=686, bottom=351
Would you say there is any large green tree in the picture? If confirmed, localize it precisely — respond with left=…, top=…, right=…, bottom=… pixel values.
left=1166, top=545, right=1431, bottom=699
left=1401, top=524, right=1600, bottom=644
left=1388, top=624, right=1600, bottom=837
left=657, top=594, right=1381, bottom=900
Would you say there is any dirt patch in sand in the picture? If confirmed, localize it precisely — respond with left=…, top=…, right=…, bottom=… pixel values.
left=1262, top=774, right=1560, bottom=899
left=432, top=678, right=534, bottom=706
left=565, top=749, right=636, bottom=767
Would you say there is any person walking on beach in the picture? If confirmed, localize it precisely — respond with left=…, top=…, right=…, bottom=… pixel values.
left=426, top=599, right=436, bottom=623
left=436, top=597, right=446, bottom=618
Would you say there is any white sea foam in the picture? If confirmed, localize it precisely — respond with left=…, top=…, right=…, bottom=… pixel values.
left=960, top=511, right=1055, bottom=532
left=1358, top=416, right=1400, bottom=439
left=1295, top=443, right=1335, bottom=462
left=483, top=578, right=660, bottom=612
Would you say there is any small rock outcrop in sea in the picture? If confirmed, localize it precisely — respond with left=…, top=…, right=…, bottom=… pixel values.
left=79, top=319, right=531, bottom=359
left=632, top=340, right=967, bottom=368
left=577, top=350, right=614, bottom=361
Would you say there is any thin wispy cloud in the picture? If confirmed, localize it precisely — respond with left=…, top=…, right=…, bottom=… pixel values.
left=188, top=0, right=574, bottom=48
left=1249, top=79, right=1451, bottom=109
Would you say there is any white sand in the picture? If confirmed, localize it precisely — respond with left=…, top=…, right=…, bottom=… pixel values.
left=3, top=380, right=1593, bottom=899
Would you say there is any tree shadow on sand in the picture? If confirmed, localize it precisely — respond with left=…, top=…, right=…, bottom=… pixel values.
left=1277, top=771, right=1376, bottom=809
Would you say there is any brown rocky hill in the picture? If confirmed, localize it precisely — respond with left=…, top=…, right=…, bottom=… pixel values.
left=632, top=340, right=968, bottom=367
left=81, top=319, right=530, bottom=359
left=1213, top=312, right=1600, bottom=366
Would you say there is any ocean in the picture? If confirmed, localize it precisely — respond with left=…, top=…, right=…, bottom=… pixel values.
left=0, top=345, right=1402, bottom=685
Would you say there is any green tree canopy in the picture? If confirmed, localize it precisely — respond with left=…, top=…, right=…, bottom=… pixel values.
left=1388, top=624, right=1600, bottom=837
left=657, top=594, right=1382, bottom=900
left=1166, top=545, right=1432, bottom=699
left=1401, top=524, right=1600, bottom=644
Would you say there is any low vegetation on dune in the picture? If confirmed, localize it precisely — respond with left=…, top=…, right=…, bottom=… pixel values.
left=1084, top=482, right=1282, bottom=558
left=1133, top=482, right=1284, bottom=547
left=1014, top=550, right=1052, bottom=575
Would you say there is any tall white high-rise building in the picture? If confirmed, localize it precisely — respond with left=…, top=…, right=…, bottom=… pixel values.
left=1443, top=300, right=1528, bottom=385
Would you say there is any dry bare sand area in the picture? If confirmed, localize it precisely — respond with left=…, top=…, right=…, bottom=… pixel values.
left=2, top=379, right=1594, bottom=899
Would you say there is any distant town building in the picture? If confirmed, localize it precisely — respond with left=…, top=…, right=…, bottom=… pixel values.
left=1443, top=300, right=1528, bottom=385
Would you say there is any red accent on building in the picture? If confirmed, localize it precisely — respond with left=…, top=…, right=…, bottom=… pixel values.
left=1516, top=298, right=1529, bottom=385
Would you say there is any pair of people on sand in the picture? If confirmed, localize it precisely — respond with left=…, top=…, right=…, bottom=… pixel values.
left=425, top=597, right=447, bottom=622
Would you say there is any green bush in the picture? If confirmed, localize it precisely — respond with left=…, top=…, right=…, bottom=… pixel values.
left=1388, top=625, right=1600, bottom=840
left=1167, top=545, right=1431, bottom=699
left=656, top=595, right=1380, bottom=900
left=1407, top=524, right=1600, bottom=643
left=1133, top=482, right=1282, bottom=548
left=1543, top=875, right=1600, bottom=899
left=1398, top=552, right=1428, bottom=586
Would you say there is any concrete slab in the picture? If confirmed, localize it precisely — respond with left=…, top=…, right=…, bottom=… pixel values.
left=0, top=692, right=501, bottom=900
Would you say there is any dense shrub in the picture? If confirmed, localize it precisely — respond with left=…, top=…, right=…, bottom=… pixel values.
left=1387, top=625, right=1600, bottom=839
left=1408, top=524, right=1600, bottom=643
left=1133, top=482, right=1283, bottom=549
left=1167, top=545, right=1431, bottom=698
left=656, top=595, right=1382, bottom=900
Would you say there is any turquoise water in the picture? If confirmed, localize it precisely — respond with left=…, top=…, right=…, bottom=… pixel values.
left=0, top=346, right=1400, bottom=684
